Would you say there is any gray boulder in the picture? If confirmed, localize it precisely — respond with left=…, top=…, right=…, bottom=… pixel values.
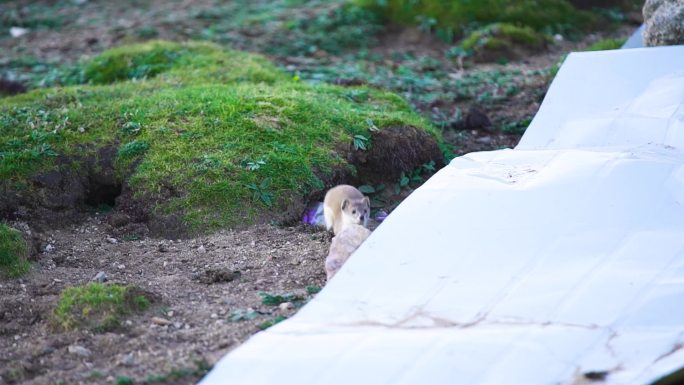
left=325, top=224, right=371, bottom=281
left=643, top=0, right=684, bottom=46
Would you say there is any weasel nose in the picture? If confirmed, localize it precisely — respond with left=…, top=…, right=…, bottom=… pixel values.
left=360, top=215, right=365, bottom=222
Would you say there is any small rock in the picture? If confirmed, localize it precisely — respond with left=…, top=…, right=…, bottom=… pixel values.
left=106, top=237, right=118, bottom=244
left=279, top=302, right=294, bottom=311
left=151, top=317, right=171, bottom=326
left=476, top=136, right=493, bottom=145
left=9, top=27, right=29, bottom=38
left=44, top=244, right=55, bottom=253
left=158, top=244, right=168, bottom=253
left=120, top=352, right=135, bottom=366
left=167, top=310, right=174, bottom=317
left=173, top=322, right=183, bottom=329
left=198, top=269, right=241, bottom=284
left=92, top=271, right=108, bottom=283
left=197, top=245, right=207, bottom=253
left=325, top=224, right=372, bottom=280
left=116, top=264, right=125, bottom=270
left=210, top=313, right=218, bottom=319
left=553, top=34, right=564, bottom=42
left=67, top=345, right=92, bottom=357
left=465, top=106, right=492, bottom=130
left=125, top=320, right=133, bottom=326
left=643, top=0, right=684, bottom=46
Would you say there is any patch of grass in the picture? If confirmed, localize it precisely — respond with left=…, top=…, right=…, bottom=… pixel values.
left=258, top=315, right=287, bottom=330
left=305, top=285, right=321, bottom=294
left=586, top=37, right=626, bottom=51
left=461, top=23, right=547, bottom=61
left=143, top=360, right=212, bottom=384
left=0, top=223, right=30, bottom=278
left=116, top=376, right=134, bottom=385
left=259, top=292, right=303, bottom=306
left=81, top=40, right=286, bottom=85
left=266, top=3, right=383, bottom=56
left=0, top=3, right=67, bottom=30
left=1, top=41, right=439, bottom=233
left=296, top=56, right=542, bottom=130
left=356, top=0, right=596, bottom=40
left=53, top=283, right=152, bottom=332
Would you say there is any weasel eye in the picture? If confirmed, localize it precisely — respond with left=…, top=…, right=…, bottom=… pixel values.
left=352, top=210, right=356, bottom=214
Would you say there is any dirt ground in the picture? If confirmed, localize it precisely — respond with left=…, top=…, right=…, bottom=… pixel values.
left=1, top=214, right=333, bottom=384
left=0, top=1, right=640, bottom=383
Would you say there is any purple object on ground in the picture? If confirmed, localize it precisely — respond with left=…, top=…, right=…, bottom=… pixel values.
left=375, top=210, right=388, bottom=222
left=302, top=202, right=325, bottom=226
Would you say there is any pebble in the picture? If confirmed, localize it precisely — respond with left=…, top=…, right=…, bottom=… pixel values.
left=92, top=271, right=108, bottom=283
left=120, top=352, right=135, bottom=366
left=210, top=313, right=218, bottom=319
left=198, top=245, right=207, bottom=253
left=117, top=264, right=125, bottom=270
left=173, top=322, right=183, bottom=329
left=106, top=237, right=118, bottom=244
left=279, top=302, right=294, bottom=311
left=476, top=136, right=493, bottom=145
left=10, top=27, right=29, bottom=38
left=44, top=244, right=55, bottom=253
left=151, top=316, right=171, bottom=326
left=68, top=345, right=92, bottom=357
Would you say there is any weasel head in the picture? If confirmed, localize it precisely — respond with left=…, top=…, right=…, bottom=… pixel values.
left=341, top=196, right=370, bottom=228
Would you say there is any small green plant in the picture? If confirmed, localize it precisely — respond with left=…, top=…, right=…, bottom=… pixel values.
left=393, top=161, right=437, bottom=194
left=120, top=121, right=142, bottom=135
left=89, top=371, right=106, bottom=380
left=0, top=223, right=30, bottom=278
left=229, top=308, right=260, bottom=322
left=587, top=37, right=626, bottom=51
left=143, top=359, right=212, bottom=384
left=246, top=178, right=274, bottom=207
left=258, top=315, right=287, bottom=330
left=118, top=140, right=150, bottom=158
left=115, top=376, right=134, bottom=385
left=356, top=0, right=596, bottom=38
left=53, top=283, right=152, bottom=332
left=353, top=134, right=369, bottom=150
left=461, top=23, right=546, bottom=61
left=305, top=286, right=321, bottom=294
left=259, top=292, right=303, bottom=306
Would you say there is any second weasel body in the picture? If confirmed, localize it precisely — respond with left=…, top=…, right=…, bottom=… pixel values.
left=323, top=185, right=370, bottom=235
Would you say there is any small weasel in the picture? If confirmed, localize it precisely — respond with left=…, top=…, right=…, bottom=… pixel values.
left=323, top=185, right=370, bottom=235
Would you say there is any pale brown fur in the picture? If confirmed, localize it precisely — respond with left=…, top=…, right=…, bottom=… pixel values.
left=323, top=185, right=370, bottom=235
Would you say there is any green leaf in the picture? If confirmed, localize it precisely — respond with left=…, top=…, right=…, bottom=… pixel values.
left=357, top=184, right=375, bottom=194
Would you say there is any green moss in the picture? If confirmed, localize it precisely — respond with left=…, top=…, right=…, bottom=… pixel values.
left=82, top=40, right=286, bottom=85
left=461, top=23, right=546, bottom=61
left=356, top=0, right=595, bottom=39
left=0, top=223, right=30, bottom=278
left=587, top=37, right=626, bottom=51
left=0, top=41, right=439, bottom=233
left=463, top=23, right=544, bottom=49
left=53, top=283, right=151, bottom=332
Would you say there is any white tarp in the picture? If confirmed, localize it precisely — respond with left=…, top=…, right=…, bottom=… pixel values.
left=199, top=45, right=684, bottom=385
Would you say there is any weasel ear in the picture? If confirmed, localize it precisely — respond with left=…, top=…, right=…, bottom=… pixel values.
left=341, top=199, right=349, bottom=210
left=363, top=196, right=370, bottom=207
